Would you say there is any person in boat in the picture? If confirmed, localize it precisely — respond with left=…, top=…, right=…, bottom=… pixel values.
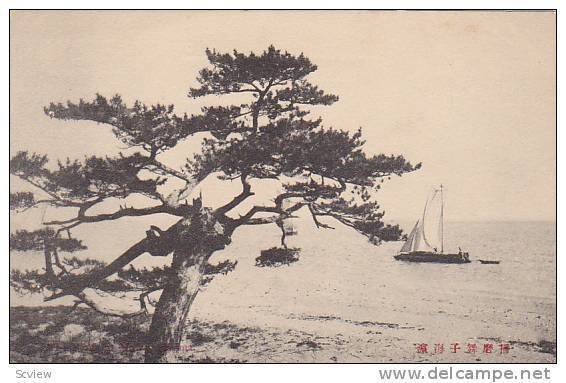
left=457, top=247, right=469, bottom=262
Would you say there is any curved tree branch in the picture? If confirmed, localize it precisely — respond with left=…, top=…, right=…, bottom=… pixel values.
left=44, top=219, right=187, bottom=302
left=44, top=203, right=192, bottom=226
left=214, top=173, right=254, bottom=218
left=148, top=158, right=195, bottom=185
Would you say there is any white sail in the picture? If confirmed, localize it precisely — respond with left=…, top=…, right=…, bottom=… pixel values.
left=400, top=187, right=444, bottom=253
left=400, top=221, right=418, bottom=253
left=413, top=222, right=435, bottom=252
left=421, top=189, right=443, bottom=251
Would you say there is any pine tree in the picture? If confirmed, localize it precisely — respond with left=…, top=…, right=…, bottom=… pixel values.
left=10, top=46, right=420, bottom=362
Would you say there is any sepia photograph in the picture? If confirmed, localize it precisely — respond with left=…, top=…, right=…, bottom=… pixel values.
left=9, top=10, right=556, bottom=364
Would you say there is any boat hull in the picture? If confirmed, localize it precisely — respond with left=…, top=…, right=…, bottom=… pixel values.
left=394, top=251, right=471, bottom=264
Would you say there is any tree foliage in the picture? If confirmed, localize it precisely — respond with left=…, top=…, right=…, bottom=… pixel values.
left=10, top=192, right=35, bottom=210
left=255, top=247, right=300, bottom=268
left=10, top=228, right=86, bottom=253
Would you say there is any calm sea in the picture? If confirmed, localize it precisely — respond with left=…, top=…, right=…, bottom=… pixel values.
left=407, top=221, right=557, bottom=300
left=10, top=219, right=556, bottom=310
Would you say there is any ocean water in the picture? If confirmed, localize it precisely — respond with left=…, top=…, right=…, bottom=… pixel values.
left=10, top=216, right=556, bottom=352
left=10, top=218, right=556, bottom=305
left=190, top=217, right=557, bottom=354
left=395, top=220, right=556, bottom=301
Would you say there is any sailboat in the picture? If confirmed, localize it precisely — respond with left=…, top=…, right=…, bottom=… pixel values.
left=394, top=185, right=471, bottom=264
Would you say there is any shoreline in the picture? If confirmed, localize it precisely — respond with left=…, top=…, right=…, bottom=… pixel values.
left=9, top=306, right=555, bottom=363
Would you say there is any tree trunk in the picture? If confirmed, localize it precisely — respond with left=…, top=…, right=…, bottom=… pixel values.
left=143, top=208, right=229, bottom=363
left=143, top=248, right=208, bottom=363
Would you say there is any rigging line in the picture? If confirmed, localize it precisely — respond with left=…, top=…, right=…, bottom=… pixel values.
left=439, top=184, right=444, bottom=253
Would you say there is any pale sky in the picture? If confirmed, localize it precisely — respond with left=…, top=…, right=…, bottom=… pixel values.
left=10, top=10, right=556, bottom=222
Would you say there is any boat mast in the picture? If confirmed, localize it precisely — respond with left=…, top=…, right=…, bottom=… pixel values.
left=440, top=184, right=444, bottom=253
